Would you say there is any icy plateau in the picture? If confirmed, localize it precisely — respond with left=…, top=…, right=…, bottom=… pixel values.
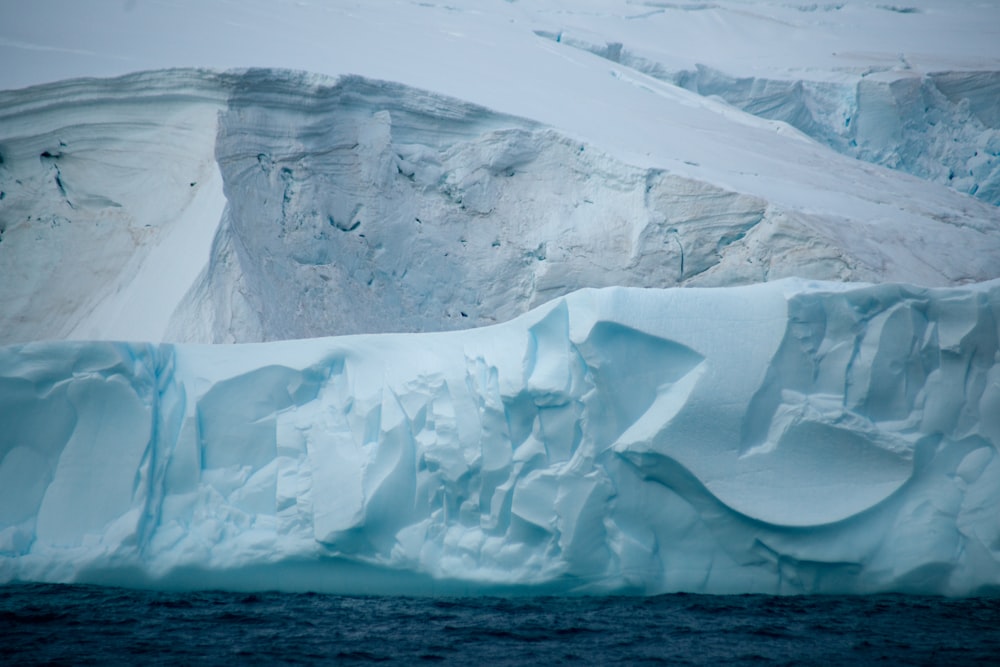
left=1, top=0, right=1000, bottom=596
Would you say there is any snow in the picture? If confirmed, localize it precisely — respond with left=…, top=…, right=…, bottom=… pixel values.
left=1, top=0, right=999, bottom=595
left=0, top=71, right=227, bottom=343
left=1, top=280, right=999, bottom=595
left=2, top=1, right=998, bottom=202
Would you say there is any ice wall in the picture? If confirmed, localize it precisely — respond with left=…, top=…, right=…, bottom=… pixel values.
left=174, top=71, right=781, bottom=342
left=4, top=69, right=999, bottom=346
left=169, top=70, right=1000, bottom=342
left=2, top=279, right=998, bottom=595
left=0, top=70, right=227, bottom=343
left=539, top=35, right=1000, bottom=205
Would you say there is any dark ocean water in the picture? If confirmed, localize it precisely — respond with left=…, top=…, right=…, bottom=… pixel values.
left=2, top=584, right=999, bottom=665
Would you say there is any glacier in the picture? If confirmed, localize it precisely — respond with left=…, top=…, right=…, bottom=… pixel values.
left=2, top=279, right=999, bottom=596
left=2, top=1, right=999, bottom=598
left=3, top=69, right=1000, bottom=345
left=535, top=13, right=1000, bottom=205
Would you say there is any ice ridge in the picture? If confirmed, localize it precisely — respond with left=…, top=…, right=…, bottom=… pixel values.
left=1, top=279, right=998, bottom=596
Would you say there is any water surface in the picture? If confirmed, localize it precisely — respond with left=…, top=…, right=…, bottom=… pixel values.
left=2, top=584, right=998, bottom=664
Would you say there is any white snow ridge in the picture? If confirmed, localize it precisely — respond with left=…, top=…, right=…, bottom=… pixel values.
left=1, top=0, right=999, bottom=595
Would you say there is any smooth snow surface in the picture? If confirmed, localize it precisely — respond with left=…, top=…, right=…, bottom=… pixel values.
left=2, top=280, right=999, bottom=595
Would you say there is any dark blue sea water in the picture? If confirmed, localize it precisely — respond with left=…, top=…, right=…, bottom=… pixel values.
left=2, top=584, right=998, bottom=665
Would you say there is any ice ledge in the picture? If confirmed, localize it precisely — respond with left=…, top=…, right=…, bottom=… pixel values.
left=1, top=278, right=999, bottom=595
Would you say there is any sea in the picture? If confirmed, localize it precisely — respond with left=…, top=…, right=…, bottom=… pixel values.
left=2, top=584, right=998, bottom=665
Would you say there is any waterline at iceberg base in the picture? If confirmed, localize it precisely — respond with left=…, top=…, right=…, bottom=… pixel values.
left=1, top=279, right=999, bottom=596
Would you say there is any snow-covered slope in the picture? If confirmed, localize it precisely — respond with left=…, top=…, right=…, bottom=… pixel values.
left=529, top=0, right=1000, bottom=204
left=2, top=280, right=998, bottom=595
left=3, top=0, right=998, bottom=203
left=3, top=2, right=999, bottom=343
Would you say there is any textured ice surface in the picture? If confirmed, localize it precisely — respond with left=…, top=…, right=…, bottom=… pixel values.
left=2, top=279, right=999, bottom=595
left=0, top=71, right=227, bottom=344
left=540, top=36, right=1000, bottom=206
left=529, top=1, right=1000, bottom=205
left=3, top=69, right=999, bottom=345
left=2, top=2, right=999, bottom=598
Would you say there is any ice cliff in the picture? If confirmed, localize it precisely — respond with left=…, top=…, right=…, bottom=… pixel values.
left=541, top=32, right=1000, bottom=206
left=2, top=3, right=999, bottom=597
left=2, top=69, right=999, bottom=345
left=2, top=279, right=999, bottom=596
left=531, top=2, right=1000, bottom=206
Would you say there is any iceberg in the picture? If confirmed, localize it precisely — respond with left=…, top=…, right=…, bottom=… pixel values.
left=2, top=2, right=999, bottom=599
left=2, top=279, right=998, bottom=595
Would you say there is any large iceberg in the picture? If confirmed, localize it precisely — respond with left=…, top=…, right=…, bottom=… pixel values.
left=2, top=279, right=998, bottom=595
left=2, top=2, right=999, bottom=598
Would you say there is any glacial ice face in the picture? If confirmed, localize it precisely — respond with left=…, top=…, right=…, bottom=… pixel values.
left=179, top=71, right=778, bottom=342
left=0, top=70, right=227, bottom=344
left=3, top=69, right=1000, bottom=345
left=539, top=35, right=1000, bottom=205
left=2, top=279, right=998, bottom=595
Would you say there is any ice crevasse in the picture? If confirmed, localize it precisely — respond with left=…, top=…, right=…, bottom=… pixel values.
left=1, top=279, right=999, bottom=596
